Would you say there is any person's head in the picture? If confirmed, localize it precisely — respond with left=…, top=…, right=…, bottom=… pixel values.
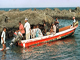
left=56, top=18, right=58, bottom=21
left=19, top=21, right=21, bottom=25
left=33, top=25, right=35, bottom=29
left=71, top=24, right=72, bottom=26
left=3, top=27, right=6, bottom=32
left=73, top=17, right=75, bottom=19
left=25, top=18, right=28, bottom=23
left=36, top=25, right=39, bottom=28
left=44, top=23, right=46, bottom=26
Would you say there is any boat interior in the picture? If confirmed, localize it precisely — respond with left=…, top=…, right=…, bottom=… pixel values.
left=59, top=25, right=71, bottom=32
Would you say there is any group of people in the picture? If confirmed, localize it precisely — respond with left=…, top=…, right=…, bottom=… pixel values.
left=31, top=25, right=43, bottom=38
left=43, top=18, right=59, bottom=35
left=0, top=18, right=59, bottom=51
left=1, top=17, right=76, bottom=51
left=1, top=18, right=30, bottom=51
left=12, top=18, right=30, bottom=40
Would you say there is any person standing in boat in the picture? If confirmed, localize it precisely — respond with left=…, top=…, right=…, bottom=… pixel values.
left=73, top=17, right=76, bottom=27
left=52, top=23, right=56, bottom=35
left=24, top=18, right=30, bottom=40
left=19, top=21, right=25, bottom=39
left=1, top=27, right=6, bottom=51
left=54, top=18, right=59, bottom=33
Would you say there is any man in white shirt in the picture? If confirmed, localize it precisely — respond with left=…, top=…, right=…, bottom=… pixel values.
left=31, top=25, right=36, bottom=38
left=52, top=23, right=56, bottom=35
left=73, top=17, right=76, bottom=23
left=24, top=18, right=30, bottom=40
left=1, top=27, right=6, bottom=51
left=73, top=17, right=76, bottom=27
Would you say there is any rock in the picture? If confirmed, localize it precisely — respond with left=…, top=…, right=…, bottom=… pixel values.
left=75, top=7, right=80, bottom=11
left=53, top=8, right=60, bottom=12
left=69, top=9, right=72, bottom=12
left=0, top=8, right=54, bottom=39
left=9, top=9, right=20, bottom=12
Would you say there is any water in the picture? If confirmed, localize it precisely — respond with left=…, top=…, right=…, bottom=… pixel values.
left=0, top=7, right=76, bottom=11
left=0, top=19, right=80, bottom=60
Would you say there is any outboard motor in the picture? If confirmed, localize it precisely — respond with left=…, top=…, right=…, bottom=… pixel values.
left=10, top=32, right=23, bottom=46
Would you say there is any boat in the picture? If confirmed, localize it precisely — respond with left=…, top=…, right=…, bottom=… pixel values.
left=18, top=21, right=78, bottom=48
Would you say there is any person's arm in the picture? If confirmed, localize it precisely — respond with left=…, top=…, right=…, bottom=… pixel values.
left=45, top=29, right=46, bottom=33
left=24, top=23, right=26, bottom=28
left=18, top=28, right=21, bottom=32
left=1, top=32, right=4, bottom=43
left=1, top=37, right=4, bottom=43
left=57, top=21, right=59, bottom=23
left=29, top=23, right=30, bottom=31
left=56, top=21, right=59, bottom=24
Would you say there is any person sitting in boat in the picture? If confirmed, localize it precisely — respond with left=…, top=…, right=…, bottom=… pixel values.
left=31, top=25, right=36, bottom=38
left=10, top=30, right=23, bottom=46
left=19, top=21, right=25, bottom=39
left=46, top=25, right=56, bottom=35
left=54, top=18, right=59, bottom=33
left=73, top=17, right=76, bottom=27
left=50, top=26, right=54, bottom=35
left=52, top=23, right=56, bottom=35
left=43, top=23, right=48, bottom=36
left=13, top=30, right=18, bottom=37
left=35, top=25, right=43, bottom=37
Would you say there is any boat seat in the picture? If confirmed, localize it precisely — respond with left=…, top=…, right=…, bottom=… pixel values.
left=59, top=25, right=71, bottom=32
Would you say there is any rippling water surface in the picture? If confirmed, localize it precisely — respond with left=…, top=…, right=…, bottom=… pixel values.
left=0, top=19, right=80, bottom=60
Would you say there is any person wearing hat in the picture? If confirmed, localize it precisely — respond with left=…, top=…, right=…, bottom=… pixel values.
left=24, top=18, right=30, bottom=40
left=73, top=17, right=76, bottom=27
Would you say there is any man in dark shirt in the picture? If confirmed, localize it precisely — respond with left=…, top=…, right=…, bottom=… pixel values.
left=43, top=23, right=48, bottom=36
left=54, top=18, right=59, bottom=33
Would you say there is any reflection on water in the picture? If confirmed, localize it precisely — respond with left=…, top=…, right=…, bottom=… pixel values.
left=19, top=36, right=78, bottom=60
left=1, top=51, right=6, bottom=60
left=0, top=19, right=80, bottom=60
